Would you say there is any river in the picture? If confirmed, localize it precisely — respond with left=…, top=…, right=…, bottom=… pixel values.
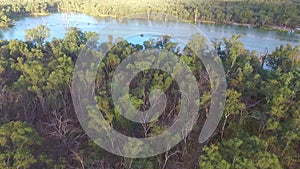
left=1, top=13, right=299, bottom=53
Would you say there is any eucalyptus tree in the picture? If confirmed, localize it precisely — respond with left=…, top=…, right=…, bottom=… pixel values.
left=25, top=25, right=50, bottom=47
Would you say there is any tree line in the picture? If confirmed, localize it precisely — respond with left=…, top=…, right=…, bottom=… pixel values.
left=0, top=0, right=300, bottom=30
left=0, top=24, right=299, bottom=168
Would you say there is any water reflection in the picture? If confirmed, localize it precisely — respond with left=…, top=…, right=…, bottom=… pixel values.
left=0, top=13, right=299, bottom=53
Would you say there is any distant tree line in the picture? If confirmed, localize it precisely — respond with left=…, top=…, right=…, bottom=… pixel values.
left=0, top=0, right=300, bottom=29
left=0, top=25, right=299, bottom=168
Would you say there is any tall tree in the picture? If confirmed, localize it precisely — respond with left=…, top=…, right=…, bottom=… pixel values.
left=25, top=25, right=50, bottom=47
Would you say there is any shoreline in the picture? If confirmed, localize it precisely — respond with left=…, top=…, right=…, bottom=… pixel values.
left=198, top=20, right=299, bottom=33
left=1, top=11, right=300, bottom=34
left=55, top=8, right=300, bottom=33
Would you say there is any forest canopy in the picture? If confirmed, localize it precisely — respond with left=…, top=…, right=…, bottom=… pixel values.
left=0, top=0, right=299, bottom=168
left=0, top=25, right=299, bottom=168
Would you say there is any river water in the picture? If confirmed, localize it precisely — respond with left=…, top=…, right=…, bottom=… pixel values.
left=1, top=13, right=299, bottom=53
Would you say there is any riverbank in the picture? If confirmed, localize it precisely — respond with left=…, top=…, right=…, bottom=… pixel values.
left=0, top=12, right=51, bottom=28
left=1, top=12, right=299, bottom=53
left=198, top=20, right=300, bottom=34
left=57, top=7, right=300, bottom=34
left=2, top=10, right=300, bottom=39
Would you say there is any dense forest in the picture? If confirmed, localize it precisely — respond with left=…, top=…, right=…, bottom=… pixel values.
left=0, top=0, right=300, bottom=30
left=0, top=22, right=299, bottom=168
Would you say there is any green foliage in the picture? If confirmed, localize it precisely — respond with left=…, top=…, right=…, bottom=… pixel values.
left=25, top=25, right=50, bottom=47
left=200, top=133, right=282, bottom=169
left=210, top=34, right=300, bottom=168
left=199, top=145, right=231, bottom=169
left=266, top=44, right=300, bottom=72
left=0, top=21, right=299, bottom=168
left=0, top=121, right=43, bottom=168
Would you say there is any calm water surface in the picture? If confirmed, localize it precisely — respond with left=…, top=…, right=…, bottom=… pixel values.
left=1, top=13, right=299, bottom=53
